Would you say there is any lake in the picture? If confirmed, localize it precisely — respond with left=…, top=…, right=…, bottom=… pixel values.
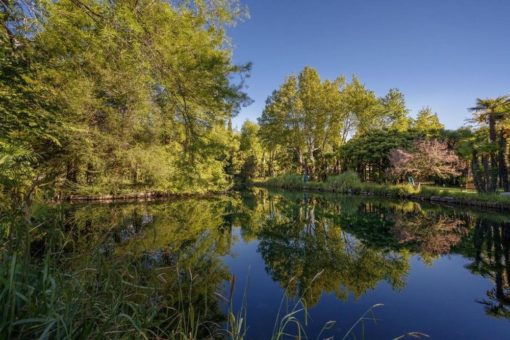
left=55, top=188, right=510, bottom=339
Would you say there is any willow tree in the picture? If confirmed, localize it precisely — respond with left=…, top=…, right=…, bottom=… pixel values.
left=0, top=0, right=250, bottom=198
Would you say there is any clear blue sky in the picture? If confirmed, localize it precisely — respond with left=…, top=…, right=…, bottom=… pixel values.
left=228, top=0, right=510, bottom=130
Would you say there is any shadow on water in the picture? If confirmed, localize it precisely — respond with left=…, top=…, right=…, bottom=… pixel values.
left=9, top=188, right=510, bottom=338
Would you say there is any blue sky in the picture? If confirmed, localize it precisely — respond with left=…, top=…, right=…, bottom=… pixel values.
left=228, top=0, right=510, bottom=130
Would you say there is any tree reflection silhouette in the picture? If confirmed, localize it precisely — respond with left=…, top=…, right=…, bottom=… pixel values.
left=465, top=218, right=510, bottom=318
left=254, top=194, right=410, bottom=306
left=61, top=189, right=510, bottom=327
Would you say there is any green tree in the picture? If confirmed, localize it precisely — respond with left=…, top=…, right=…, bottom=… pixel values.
left=339, top=130, right=417, bottom=182
left=412, top=107, right=444, bottom=134
left=258, top=70, right=414, bottom=179
left=469, top=97, right=510, bottom=192
left=380, top=88, right=411, bottom=131
left=0, top=0, right=250, bottom=199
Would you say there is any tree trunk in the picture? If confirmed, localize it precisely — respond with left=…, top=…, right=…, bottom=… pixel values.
left=86, top=163, right=94, bottom=184
left=482, top=155, right=495, bottom=193
left=499, top=128, right=509, bottom=191
left=308, top=152, right=315, bottom=179
left=489, top=113, right=498, bottom=192
left=471, top=150, right=484, bottom=192
left=489, top=113, right=497, bottom=144
left=296, top=149, right=304, bottom=175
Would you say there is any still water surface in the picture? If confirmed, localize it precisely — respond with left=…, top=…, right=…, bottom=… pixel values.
left=66, top=189, right=510, bottom=339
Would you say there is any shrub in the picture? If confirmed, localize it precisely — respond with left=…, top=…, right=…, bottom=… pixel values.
left=324, top=171, right=362, bottom=192
left=265, top=174, right=304, bottom=189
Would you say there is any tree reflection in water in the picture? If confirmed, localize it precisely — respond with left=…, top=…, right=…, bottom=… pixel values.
left=60, top=189, right=510, bottom=331
left=254, top=195, right=410, bottom=306
left=238, top=189, right=510, bottom=317
left=464, top=218, right=510, bottom=318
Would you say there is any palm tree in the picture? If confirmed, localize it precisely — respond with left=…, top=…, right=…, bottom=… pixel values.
left=469, top=96, right=510, bottom=192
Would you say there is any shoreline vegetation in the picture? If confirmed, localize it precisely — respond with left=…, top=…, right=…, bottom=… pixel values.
left=60, top=176, right=510, bottom=212
left=61, top=190, right=229, bottom=202
left=257, top=172, right=510, bottom=211
left=62, top=185, right=510, bottom=213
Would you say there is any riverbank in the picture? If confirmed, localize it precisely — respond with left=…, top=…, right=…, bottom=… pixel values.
left=60, top=190, right=228, bottom=203
left=255, top=174, right=510, bottom=211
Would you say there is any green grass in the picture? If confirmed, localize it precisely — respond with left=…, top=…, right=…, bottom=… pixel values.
left=259, top=173, right=510, bottom=210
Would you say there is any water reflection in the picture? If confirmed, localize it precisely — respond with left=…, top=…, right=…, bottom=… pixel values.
left=52, top=189, right=510, bottom=336
left=464, top=217, right=510, bottom=318
left=254, top=195, right=409, bottom=306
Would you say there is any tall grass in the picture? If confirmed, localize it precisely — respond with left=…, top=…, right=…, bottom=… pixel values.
left=0, top=208, right=228, bottom=339
left=267, top=271, right=427, bottom=340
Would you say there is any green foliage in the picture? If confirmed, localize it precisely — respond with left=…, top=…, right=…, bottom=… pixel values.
left=0, top=198, right=236, bottom=339
left=324, top=171, right=361, bottom=191
left=380, top=88, right=411, bottom=131
left=467, top=96, right=510, bottom=193
left=339, top=130, right=418, bottom=182
left=258, top=68, right=414, bottom=179
left=0, top=0, right=249, bottom=199
left=265, top=173, right=305, bottom=189
left=239, top=155, right=258, bottom=183
left=412, top=107, right=444, bottom=134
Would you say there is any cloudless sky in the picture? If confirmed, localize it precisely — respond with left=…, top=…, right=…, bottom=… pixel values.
left=228, top=0, right=510, bottom=130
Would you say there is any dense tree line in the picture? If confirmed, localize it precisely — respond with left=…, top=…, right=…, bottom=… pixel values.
left=250, top=67, right=510, bottom=192
left=0, top=0, right=250, bottom=205
left=2, top=1, right=509, bottom=204
left=468, top=97, right=510, bottom=192
left=253, top=66, right=450, bottom=181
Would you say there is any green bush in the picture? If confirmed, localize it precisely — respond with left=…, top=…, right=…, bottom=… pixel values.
left=265, top=174, right=304, bottom=189
left=324, top=171, right=362, bottom=192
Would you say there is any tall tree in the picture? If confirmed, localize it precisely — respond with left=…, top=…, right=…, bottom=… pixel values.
left=258, top=69, right=405, bottom=178
left=412, top=107, right=444, bottom=134
left=0, top=0, right=251, bottom=198
left=469, top=96, right=510, bottom=192
left=380, top=88, right=411, bottom=131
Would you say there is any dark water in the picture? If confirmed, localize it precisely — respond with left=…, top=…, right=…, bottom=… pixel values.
left=55, top=189, right=510, bottom=339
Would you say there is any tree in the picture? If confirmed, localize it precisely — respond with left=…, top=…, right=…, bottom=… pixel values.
left=341, top=76, right=384, bottom=138
left=339, top=130, right=416, bottom=182
left=258, top=68, right=345, bottom=179
left=389, top=139, right=461, bottom=184
left=380, top=88, right=411, bottom=132
left=469, top=97, right=510, bottom=192
left=238, top=120, right=263, bottom=179
left=258, top=69, right=411, bottom=179
left=412, top=107, right=444, bottom=134
left=239, top=155, right=258, bottom=183
left=0, top=0, right=251, bottom=198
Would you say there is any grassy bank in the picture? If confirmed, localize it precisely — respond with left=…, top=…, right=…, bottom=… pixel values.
left=257, top=172, right=510, bottom=210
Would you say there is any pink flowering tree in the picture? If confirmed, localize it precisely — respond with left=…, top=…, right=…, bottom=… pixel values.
left=389, top=139, right=461, bottom=184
